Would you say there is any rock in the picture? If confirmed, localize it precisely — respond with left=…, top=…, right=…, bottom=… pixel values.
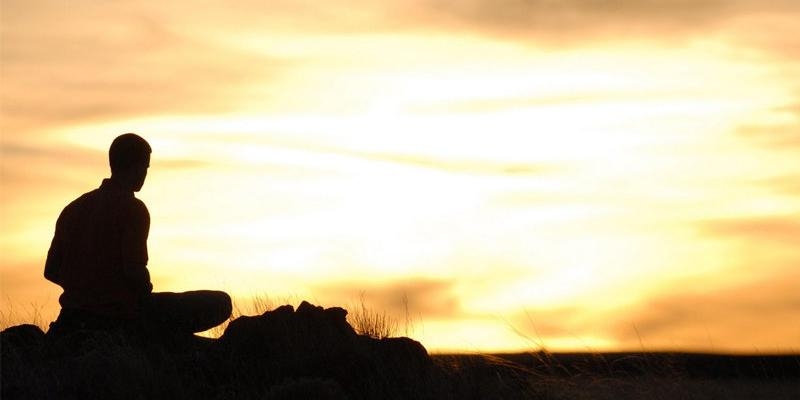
left=1, top=325, right=48, bottom=400
left=1, top=302, right=437, bottom=400
left=216, top=301, right=435, bottom=399
left=1, top=324, right=46, bottom=349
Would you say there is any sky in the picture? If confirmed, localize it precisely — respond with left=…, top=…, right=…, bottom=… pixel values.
left=1, top=0, right=799, bottom=353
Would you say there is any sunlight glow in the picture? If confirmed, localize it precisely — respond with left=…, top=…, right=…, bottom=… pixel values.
left=3, top=4, right=800, bottom=353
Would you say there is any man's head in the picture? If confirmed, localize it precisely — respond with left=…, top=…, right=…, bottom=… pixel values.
left=109, top=133, right=151, bottom=192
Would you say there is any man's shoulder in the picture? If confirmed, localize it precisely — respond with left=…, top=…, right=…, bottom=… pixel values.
left=130, top=196, right=149, bottom=217
left=60, top=187, right=148, bottom=218
left=61, top=188, right=101, bottom=213
left=112, top=194, right=149, bottom=222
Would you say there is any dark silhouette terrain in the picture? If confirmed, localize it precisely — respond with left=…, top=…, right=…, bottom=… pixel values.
left=2, top=301, right=799, bottom=400
left=2, top=301, right=435, bottom=400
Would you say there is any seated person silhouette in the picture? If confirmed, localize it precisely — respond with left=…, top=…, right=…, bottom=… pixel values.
left=45, top=133, right=232, bottom=342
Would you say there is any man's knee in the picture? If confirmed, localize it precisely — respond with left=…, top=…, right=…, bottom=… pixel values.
left=199, top=290, right=232, bottom=323
left=212, top=290, right=232, bottom=320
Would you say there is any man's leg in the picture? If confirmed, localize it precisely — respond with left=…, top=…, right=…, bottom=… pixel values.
left=48, top=308, right=128, bottom=337
left=145, top=290, right=232, bottom=335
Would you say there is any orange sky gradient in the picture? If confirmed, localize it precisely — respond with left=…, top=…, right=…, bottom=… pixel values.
left=2, top=0, right=799, bottom=353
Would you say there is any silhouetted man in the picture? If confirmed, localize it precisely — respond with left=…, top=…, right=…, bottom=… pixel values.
left=45, top=133, right=231, bottom=342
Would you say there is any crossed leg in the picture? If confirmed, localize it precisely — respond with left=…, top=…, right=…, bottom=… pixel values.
left=143, top=290, right=232, bottom=335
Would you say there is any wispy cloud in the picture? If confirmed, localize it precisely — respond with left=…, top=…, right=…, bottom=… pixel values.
left=412, top=94, right=639, bottom=114
left=314, top=278, right=462, bottom=320
left=340, top=151, right=554, bottom=176
left=699, top=216, right=800, bottom=245
left=1, top=142, right=102, bottom=164
left=178, top=0, right=800, bottom=57
left=0, top=141, right=105, bottom=198
left=399, top=0, right=800, bottom=49
left=1, top=2, right=288, bottom=133
left=736, top=124, right=800, bottom=149
left=506, top=306, right=591, bottom=339
left=4, top=0, right=798, bottom=137
left=758, top=175, right=800, bottom=197
left=614, top=270, right=800, bottom=350
left=193, top=133, right=557, bottom=176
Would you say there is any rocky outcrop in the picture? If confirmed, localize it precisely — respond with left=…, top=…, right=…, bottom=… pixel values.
left=1, top=302, right=436, bottom=400
left=216, top=301, right=434, bottom=400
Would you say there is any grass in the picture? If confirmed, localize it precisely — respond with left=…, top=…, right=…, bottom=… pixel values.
left=199, top=294, right=400, bottom=339
left=200, top=294, right=278, bottom=338
left=0, top=301, right=51, bottom=333
left=347, top=293, right=398, bottom=339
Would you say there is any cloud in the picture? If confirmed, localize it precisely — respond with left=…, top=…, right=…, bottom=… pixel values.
left=505, top=306, right=591, bottom=339
left=198, top=133, right=556, bottom=176
left=314, top=144, right=555, bottom=176
left=152, top=159, right=214, bottom=170
left=698, top=216, right=800, bottom=245
left=758, top=175, right=800, bottom=197
left=1, top=2, right=290, bottom=133
left=413, top=94, right=635, bottom=115
left=4, top=0, right=798, bottom=139
left=613, top=270, right=800, bottom=350
left=735, top=123, right=800, bottom=149
left=724, top=13, right=800, bottom=61
left=313, top=278, right=462, bottom=320
left=1, top=142, right=103, bottom=165
left=194, top=0, right=800, bottom=52
left=776, top=103, right=800, bottom=116
left=403, top=1, right=800, bottom=47
left=270, top=0, right=800, bottom=61
left=0, top=141, right=106, bottom=201
left=348, top=151, right=553, bottom=176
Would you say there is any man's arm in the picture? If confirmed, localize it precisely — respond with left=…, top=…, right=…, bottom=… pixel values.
left=121, top=200, right=153, bottom=294
left=44, top=216, right=64, bottom=285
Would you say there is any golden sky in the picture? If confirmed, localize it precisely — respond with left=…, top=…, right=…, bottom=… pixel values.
left=2, top=0, right=799, bottom=353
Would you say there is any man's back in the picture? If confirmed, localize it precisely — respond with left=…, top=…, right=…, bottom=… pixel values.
left=45, top=178, right=153, bottom=319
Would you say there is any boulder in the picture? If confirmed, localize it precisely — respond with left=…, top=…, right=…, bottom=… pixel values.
left=1, top=302, right=437, bottom=400
left=1, top=325, right=47, bottom=399
left=215, top=301, right=435, bottom=400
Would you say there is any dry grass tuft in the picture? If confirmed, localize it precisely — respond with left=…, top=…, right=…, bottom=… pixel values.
left=0, top=301, right=50, bottom=332
left=346, top=294, right=398, bottom=340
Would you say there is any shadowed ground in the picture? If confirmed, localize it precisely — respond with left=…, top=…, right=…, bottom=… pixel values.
left=2, top=301, right=799, bottom=400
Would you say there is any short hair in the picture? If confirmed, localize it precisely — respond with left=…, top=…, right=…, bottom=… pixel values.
left=109, top=133, right=151, bottom=173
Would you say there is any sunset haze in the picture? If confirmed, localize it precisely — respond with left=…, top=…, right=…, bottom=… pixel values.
left=2, top=0, right=799, bottom=353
